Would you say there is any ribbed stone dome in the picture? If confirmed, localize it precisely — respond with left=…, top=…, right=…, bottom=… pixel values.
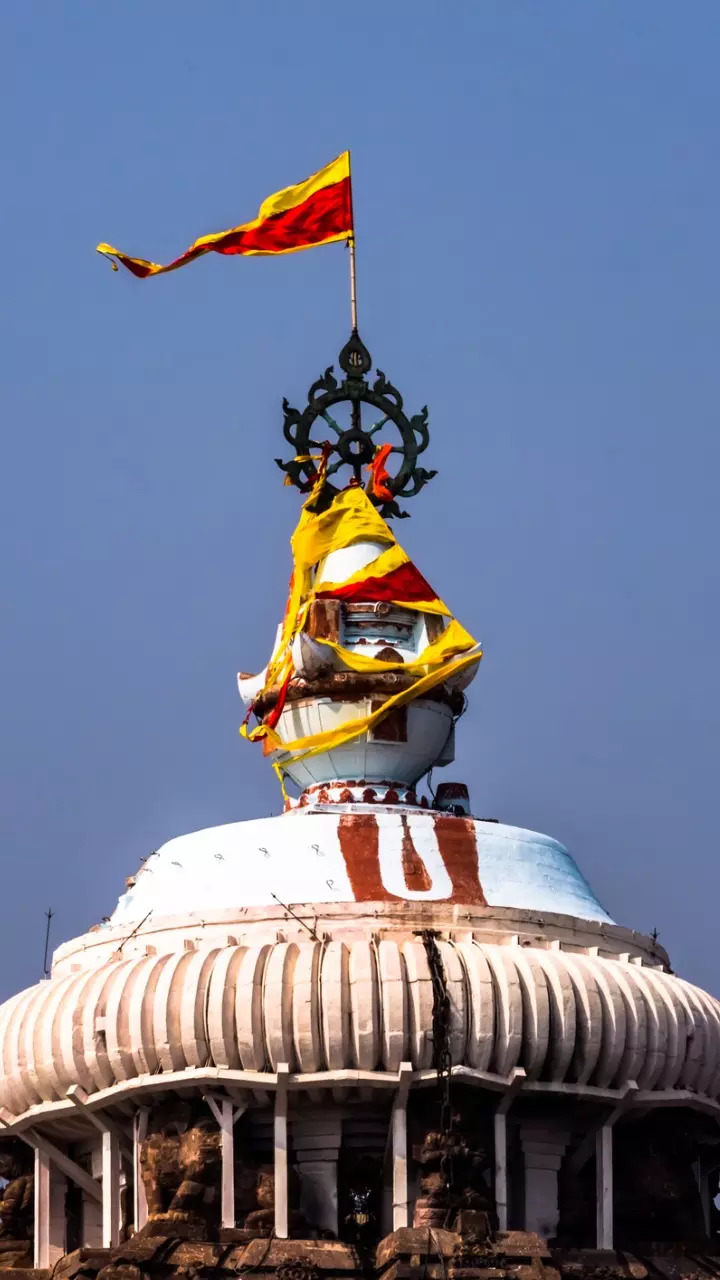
left=2, top=938, right=718, bottom=1118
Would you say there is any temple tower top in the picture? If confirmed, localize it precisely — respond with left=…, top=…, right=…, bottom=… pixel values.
left=239, top=332, right=481, bottom=801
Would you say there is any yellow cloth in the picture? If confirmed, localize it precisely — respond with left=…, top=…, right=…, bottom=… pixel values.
left=265, top=488, right=397, bottom=692
left=241, top=486, right=481, bottom=779
left=291, top=486, right=392, bottom=570
left=312, top=617, right=478, bottom=676
left=263, top=648, right=481, bottom=762
left=315, top=538, right=404, bottom=589
left=316, top=540, right=451, bottom=616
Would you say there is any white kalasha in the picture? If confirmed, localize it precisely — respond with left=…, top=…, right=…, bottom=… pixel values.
left=1, top=939, right=719, bottom=1116
left=237, top=534, right=481, bottom=790
left=314, top=538, right=392, bottom=588
left=273, top=697, right=455, bottom=789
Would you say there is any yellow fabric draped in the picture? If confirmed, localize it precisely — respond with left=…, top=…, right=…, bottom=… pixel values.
left=262, top=487, right=399, bottom=693
left=240, top=486, right=481, bottom=781
left=291, top=486, right=392, bottom=569
left=263, top=647, right=480, bottom=760
left=316, top=540, right=405, bottom=590
left=312, top=617, right=478, bottom=676
left=316, top=540, right=452, bottom=616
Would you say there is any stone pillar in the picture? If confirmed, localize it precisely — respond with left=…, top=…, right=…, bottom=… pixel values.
left=494, top=1111, right=508, bottom=1232
left=694, top=1157, right=713, bottom=1238
left=77, top=1141, right=102, bottom=1246
left=493, top=1071, right=525, bottom=1231
left=205, top=1095, right=242, bottom=1230
left=293, top=1111, right=342, bottom=1238
left=274, top=1066, right=289, bottom=1240
left=595, top=1125, right=613, bottom=1249
left=34, top=1149, right=66, bottom=1268
left=218, top=1099, right=236, bottom=1230
left=82, top=1192, right=103, bottom=1247
left=133, top=1109, right=148, bottom=1232
left=101, top=1130, right=121, bottom=1248
left=392, top=1064, right=412, bottom=1230
left=519, top=1123, right=570, bottom=1240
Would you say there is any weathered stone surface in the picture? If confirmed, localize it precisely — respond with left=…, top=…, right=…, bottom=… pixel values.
left=376, top=1229, right=460, bottom=1267
left=132, top=1218, right=207, bottom=1242
left=216, top=1227, right=267, bottom=1242
left=409, top=1093, right=493, bottom=1234
left=135, top=1238, right=362, bottom=1273
left=95, top=1264, right=142, bottom=1280
left=494, top=1232, right=551, bottom=1259
left=0, top=1260, right=32, bottom=1273
left=0, top=1248, right=32, bottom=1273
left=0, top=1145, right=33, bottom=1245
left=639, top=1261, right=716, bottom=1280
left=53, top=1249, right=111, bottom=1280
left=453, top=1211, right=492, bottom=1240
left=552, top=1251, right=648, bottom=1280
left=140, top=1104, right=221, bottom=1228
left=28, top=1234, right=720, bottom=1280
left=239, top=1239, right=359, bottom=1269
left=0, top=1271, right=47, bottom=1280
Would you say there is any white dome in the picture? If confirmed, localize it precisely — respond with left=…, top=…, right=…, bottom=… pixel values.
left=103, top=809, right=613, bottom=930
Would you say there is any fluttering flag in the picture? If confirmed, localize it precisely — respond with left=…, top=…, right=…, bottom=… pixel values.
left=97, top=151, right=353, bottom=278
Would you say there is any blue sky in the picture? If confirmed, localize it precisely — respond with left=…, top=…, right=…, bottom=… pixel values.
left=1, top=1, right=719, bottom=997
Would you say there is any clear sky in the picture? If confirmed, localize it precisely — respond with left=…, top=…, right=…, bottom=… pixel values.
left=1, top=1, right=718, bottom=999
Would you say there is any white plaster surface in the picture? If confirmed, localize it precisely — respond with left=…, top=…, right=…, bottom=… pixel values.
left=103, top=810, right=613, bottom=926
left=315, top=539, right=393, bottom=586
left=273, top=697, right=456, bottom=790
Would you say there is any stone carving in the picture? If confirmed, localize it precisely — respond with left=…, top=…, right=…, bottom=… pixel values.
left=0, top=1143, right=32, bottom=1242
left=412, top=1102, right=492, bottom=1231
left=451, top=1210, right=493, bottom=1260
left=242, top=1164, right=276, bottom=1235
left=139, top=1102, right=221, bottom=1229
left=240, top=1163, right=306, bottom=1237
left=96, top=1266, right=142, bottom=1280
left=275, top=1261, right=320, bottom=1280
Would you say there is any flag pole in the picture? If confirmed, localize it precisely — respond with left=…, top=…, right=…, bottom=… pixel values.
left=348, top=151, right=358, bottom=332
left=349, top=235, right=358, bottom=332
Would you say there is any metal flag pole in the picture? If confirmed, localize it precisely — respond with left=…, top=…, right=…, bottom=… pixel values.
left=349, top=234, right=358, bottom=333
left=348, top=151, right=358, bottom=332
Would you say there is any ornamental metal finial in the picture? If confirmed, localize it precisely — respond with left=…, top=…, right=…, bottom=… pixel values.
left=275, top=332, right=436, bottom=518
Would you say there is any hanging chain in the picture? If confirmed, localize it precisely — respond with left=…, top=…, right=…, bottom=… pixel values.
left=420, top=929, right=454, bottom=1193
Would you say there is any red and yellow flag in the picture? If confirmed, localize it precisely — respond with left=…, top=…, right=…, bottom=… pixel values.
left=97, top=151, right=353, bottom=278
